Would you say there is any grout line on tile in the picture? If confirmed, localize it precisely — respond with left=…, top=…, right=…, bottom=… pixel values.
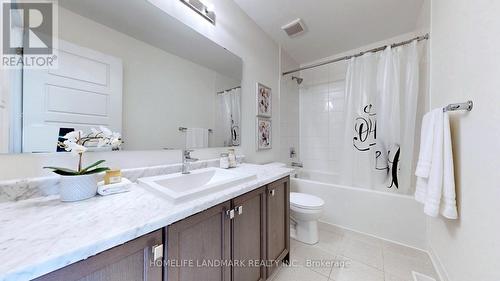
left=319, top=221, right=427, bottom=252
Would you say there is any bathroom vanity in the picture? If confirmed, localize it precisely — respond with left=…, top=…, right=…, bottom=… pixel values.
left=0, top=164, right=291, bottom=281
left=33, top=176, right=289, bottom=281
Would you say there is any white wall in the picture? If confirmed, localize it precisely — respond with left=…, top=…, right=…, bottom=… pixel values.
left=146, top=0, right=280, bottom=164
left=279, top=49, right=300, bottom=164
left=415, top=0, right=431, bottom=34
left=428, top=1, right=500, bottom=281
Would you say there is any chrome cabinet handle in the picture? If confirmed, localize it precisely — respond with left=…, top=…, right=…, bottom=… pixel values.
left=269, top=189, right=275, bottom=196
left=226, top=209, right=235, bottom=219
left=236, top=206, right=243, bottom=215
left=152, top=244, right=163, bottom=262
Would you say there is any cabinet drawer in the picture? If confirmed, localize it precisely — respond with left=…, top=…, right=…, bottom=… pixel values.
left=34, top=230, right=163, bottom=281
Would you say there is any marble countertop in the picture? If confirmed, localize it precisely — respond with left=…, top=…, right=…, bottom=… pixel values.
left=0, top=163, right=292, bottom=281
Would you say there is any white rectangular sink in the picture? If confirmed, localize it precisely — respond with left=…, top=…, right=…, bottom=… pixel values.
left=138, top=167, right=257, bottom=203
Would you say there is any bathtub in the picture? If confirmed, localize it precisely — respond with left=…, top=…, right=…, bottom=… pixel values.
left=290, top=169, right=427, bottom=249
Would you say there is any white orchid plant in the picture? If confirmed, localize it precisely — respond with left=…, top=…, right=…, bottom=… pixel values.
left=44, top=126, right=123, bottom=176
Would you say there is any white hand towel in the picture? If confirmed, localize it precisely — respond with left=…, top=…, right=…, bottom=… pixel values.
left=441, top=113, right=458, bottom=219
left=415, top=110, right=437, bottom=203
left=415, top=112, right=435, bottom=178
left=423, top=109, right=445, bottom=217
left=186, top=128, right=209, bottom=149
left=414, top=108, right=458, bottom=219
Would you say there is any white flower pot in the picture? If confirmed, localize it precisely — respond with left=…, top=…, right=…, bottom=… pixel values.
left=59, top=174, right=98, bottom=202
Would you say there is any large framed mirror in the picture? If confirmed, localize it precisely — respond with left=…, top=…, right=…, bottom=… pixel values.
left=1, top=0, right=242, bottom=154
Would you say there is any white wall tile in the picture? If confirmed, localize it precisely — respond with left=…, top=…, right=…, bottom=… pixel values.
left=299, top=66, right=347, bottom=174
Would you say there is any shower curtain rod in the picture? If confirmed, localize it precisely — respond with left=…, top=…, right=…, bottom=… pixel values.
left=217, top=86, right=241, bottom=94
left=282, top=33, right=429, bottom=76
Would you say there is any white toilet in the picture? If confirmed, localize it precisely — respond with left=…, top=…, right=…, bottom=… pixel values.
left=290, top=192, right=325, bottom=245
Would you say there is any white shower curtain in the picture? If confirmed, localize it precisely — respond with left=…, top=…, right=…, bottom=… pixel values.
left=340, top=41, right=420, bottom=193
left=218, top=88, right=241, bottom=146
left=340, top=53, right=382, bottom=189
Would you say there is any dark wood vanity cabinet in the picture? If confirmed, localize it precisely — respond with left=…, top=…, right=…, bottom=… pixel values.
left=166, top=176, right=290, bottom=281
left=32, top=177, right=289, bottom=281
left=231, top=186, right=267, bottom=281
left=166, top=201, right=232, bottom=281
left=265, top=177, right=290, bottom=277
left=34, top=230, right=163, bottom=281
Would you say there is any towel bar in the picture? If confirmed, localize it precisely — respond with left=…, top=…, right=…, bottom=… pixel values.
left=443, top=100, right=473, bottom=112
left=178, top=127, right=213, bottom=133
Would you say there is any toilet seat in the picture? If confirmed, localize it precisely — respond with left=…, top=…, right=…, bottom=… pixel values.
left=290, top=192, right=324, bottom=210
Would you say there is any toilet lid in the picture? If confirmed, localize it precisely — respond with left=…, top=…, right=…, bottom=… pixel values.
left=290, top=192, right=324, bottom=210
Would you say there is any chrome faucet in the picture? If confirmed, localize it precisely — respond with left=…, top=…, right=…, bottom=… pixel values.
left=182, top=150, right=199, bottom=174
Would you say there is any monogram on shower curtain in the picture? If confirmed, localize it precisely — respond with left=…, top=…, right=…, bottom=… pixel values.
left=218, top=88, right=241, bottom=146
left=340, top=41, right=419, bottom=193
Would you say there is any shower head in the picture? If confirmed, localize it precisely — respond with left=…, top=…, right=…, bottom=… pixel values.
left=292, top=76, right=303, bottom=85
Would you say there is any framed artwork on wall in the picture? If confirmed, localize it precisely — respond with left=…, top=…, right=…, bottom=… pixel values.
left=256, top=117, right=272, bottom=150
left=256, top=83, right=272, bottom=117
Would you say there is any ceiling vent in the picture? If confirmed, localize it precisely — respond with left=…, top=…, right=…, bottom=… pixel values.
left=281, top=18, right=306, bottom=37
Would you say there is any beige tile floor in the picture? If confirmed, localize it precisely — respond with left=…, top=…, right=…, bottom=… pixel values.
left=270, top=227, right=439, bottom=281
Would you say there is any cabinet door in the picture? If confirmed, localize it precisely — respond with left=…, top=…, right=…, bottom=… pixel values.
left=266, top=177, right=290, bottom=277
left=167, top=202, right=231, bottom=281
left=231, top=187, right=266, bottom=281
left=34, top=230, right=163, bottom=281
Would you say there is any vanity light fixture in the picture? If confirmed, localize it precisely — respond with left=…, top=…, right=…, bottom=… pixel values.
left=180, top=0, right=216, bottom=24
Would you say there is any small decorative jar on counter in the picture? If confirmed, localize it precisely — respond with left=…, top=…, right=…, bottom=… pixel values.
left=104, top=169, right=122, bottom=185
left=228, top=149, right=237, bottom=168
left=220, top=153, right=230, bottom=169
